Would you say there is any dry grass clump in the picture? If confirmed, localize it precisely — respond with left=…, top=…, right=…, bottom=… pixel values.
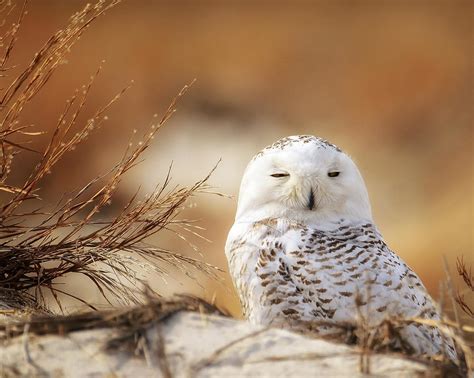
left=0, top=0, right=219, bottom=312
left=0, top=294, right=227, bottom=340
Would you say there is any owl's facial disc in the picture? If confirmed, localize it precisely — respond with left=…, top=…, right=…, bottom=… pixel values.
left=235, top=136, right=373, bottom=225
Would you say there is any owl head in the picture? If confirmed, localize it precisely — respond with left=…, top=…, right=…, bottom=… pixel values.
left=235, top=135, right=372, bottom=226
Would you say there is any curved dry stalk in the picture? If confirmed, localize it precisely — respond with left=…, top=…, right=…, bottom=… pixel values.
left=455, top=257, right=474, bottom=319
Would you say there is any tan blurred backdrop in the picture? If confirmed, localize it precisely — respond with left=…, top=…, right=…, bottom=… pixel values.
left=11, top=0, right=473, bottom=316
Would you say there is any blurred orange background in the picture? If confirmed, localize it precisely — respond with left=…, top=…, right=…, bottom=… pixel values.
left=9, top=1, right=473, bottom=317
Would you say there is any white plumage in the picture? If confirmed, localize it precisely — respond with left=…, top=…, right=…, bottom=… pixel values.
left=225, top=135, right=455, bottom=359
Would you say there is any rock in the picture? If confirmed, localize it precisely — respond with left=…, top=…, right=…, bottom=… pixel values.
left=0, top=311, right=431, bottom=377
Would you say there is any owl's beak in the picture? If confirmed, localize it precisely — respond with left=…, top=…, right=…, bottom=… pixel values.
left=308, top=188, right=315, bottom=210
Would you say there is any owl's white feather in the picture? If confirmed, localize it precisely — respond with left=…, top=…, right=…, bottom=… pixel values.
left=225, top=135, right=455, bottom=360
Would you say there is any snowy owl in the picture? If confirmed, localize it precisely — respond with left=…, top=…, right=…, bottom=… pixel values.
left=225, top=135, right=456, bottom=360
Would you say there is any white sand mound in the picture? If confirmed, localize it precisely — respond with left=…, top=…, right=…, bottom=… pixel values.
left=1, top=311, right=429, bottom=377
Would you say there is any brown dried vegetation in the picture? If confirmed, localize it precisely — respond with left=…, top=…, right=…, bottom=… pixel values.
left=0, top=0, right=219, bottom=312
left=0, top=294, right=227, bottom=341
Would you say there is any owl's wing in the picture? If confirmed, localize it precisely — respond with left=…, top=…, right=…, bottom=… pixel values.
left=275, top=222, right=455, bottom=358
left=283, top=231, right=421, bottom=313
